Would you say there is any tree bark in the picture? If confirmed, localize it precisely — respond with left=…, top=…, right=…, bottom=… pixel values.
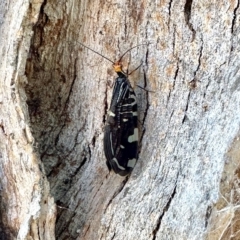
left=1, top=0, right=240, bottom=239
left=0, top=0, right=56, bottom=240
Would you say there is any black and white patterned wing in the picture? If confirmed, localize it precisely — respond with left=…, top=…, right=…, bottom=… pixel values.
left=104, top=76, right=138, bottom=176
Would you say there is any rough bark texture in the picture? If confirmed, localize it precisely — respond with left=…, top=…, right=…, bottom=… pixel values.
left=1, top=0, right=240, bottom=239
left=0, top=0, right=56, bottom=239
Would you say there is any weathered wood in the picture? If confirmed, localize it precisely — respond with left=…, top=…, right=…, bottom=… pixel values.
left=1, top=0, right=240, bottom=239
left=0, top=0, right=56, bottom=239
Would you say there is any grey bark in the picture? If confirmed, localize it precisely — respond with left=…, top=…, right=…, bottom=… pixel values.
left=1, top=0, right=240, bottom=240
left=0, top=0, right=56, bottom=239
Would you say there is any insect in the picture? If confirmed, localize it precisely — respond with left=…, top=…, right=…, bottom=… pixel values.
left=75, top=41, right=145, bottom=176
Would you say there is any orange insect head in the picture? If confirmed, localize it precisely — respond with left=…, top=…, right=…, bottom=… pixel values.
left=113, top=61, right=123, bottom=73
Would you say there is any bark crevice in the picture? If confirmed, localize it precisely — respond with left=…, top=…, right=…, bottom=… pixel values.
left=231, top=0, right=239, bottom=33
left=104, top=177, right=129, bottom=214
left=192, top=37, right=203, bottom=82
left=152, top=185, right=177, bottom=240
left=184, top=0, right=196, bottom=39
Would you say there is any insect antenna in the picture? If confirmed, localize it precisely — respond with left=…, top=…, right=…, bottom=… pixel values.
left=69, top=40, right=115, bottom=64
left=117, top=43, right=151, bottom=75
left=128, top=61, right=143, bottom=75
left=118, top=43, right=149, bottom=62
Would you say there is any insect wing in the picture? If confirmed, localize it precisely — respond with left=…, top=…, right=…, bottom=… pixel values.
left=104, top=77, right=138, bottom=176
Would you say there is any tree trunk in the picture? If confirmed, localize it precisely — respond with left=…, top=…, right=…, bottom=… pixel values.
left=0, top=0, right=56, bottom=240
left=1, top=0, right=240, bottom=239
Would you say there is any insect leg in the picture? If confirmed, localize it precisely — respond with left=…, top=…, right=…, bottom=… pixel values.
left=128, top=60, right=143, bottom=75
